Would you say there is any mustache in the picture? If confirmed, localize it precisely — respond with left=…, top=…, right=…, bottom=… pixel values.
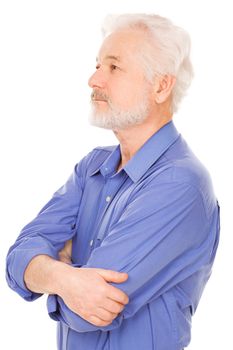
left=91, top=91, right=109, bottom=102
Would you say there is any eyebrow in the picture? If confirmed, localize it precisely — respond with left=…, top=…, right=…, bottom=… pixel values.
left=96, top=55, right=121, bottom=63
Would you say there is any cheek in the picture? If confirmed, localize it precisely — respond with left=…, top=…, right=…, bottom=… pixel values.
left=110, top=80, right=146, bottom=109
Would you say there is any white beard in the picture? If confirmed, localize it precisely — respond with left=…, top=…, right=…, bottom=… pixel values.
left=89, top=92, right=150, bottom=130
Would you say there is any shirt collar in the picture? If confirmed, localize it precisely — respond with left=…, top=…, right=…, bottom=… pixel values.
left=90, top=146, right=121, bottom=178
left=90, top=121, right=180, bottom=182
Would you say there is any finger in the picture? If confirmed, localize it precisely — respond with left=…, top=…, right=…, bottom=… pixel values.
left=95, top=307, right=118, bottom=322
left=88, top=315, right=113, bottom=327
left=58, top=252, right=72, bottom=264
left=64, top=239, right=72, bottom=254
left=107, top=285, right=129, bottom=305
left=103, top=298, right=125, bottom=314
left=96, top=269, right=128, bottom=283
left=58, top=239, right=73, bottom=263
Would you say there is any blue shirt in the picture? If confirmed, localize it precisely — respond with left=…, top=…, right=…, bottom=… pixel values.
left=6, top=121, right=220, bottom=350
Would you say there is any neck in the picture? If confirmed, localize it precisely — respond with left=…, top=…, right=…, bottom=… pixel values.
left=114, top=114, right=172, bottom=171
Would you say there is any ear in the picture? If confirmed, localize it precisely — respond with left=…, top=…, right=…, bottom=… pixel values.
left=154, top=75, right=176, bottom=104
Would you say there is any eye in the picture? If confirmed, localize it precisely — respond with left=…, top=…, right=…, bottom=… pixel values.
left=96, top=64, right=100, bottom=70
left=110, top=64, right=118, bottom=71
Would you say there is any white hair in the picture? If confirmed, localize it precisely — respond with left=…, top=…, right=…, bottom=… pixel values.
left=101, top=14, right=194, bottom=114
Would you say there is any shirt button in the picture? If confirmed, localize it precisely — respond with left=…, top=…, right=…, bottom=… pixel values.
left=106, top=196, right=111, bottom=202
left=90, top=239, right=94, bottom=247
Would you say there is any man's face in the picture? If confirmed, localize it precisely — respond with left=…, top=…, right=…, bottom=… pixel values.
left=88, top=29, right=154, bottom=130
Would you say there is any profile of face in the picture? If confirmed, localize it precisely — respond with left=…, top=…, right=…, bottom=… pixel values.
left=88, top=29, right=155, bottom=130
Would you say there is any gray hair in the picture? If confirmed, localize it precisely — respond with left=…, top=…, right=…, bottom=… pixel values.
left=101, top=14, right=194, bottom=114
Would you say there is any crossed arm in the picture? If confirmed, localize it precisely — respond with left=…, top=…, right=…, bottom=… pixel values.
left=45, top=183, right=210, bottom=333
left=7, top=162, right=211, bottom=333
left=24, top=251, right=129, bottom=327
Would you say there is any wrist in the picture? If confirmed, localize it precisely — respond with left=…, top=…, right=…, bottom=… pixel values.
left=52, top=260, right=74, bottom=297
left=24, top=254, right=71, bottom=295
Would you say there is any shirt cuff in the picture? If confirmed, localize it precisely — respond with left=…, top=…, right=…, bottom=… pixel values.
left=6, top=237, right=58, bottom=301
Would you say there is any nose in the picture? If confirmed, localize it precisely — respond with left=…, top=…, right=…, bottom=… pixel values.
left=88, top=68, right=106, bottom=89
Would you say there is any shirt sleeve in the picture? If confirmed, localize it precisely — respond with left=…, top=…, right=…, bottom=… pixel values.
left=5, top=152, right=91, bottom=301
left=47, top=180, right=219, bottom=332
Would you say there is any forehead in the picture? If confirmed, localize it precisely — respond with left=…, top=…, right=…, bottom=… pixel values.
left=97, top=29, right=147, bottom=63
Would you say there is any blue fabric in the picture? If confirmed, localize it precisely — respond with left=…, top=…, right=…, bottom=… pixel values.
left=6, top=121, right=220, bottom=350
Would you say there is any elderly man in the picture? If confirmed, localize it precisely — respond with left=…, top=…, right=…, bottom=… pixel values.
left=6, top=13, right=220, bottom=350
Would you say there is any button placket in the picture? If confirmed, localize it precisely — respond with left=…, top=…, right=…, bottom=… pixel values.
left=89, top=173, right=127, bottom=251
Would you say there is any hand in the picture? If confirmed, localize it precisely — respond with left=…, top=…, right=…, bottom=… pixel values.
left=57, top=265, right=129, bottom=327
left=58, top=239, right=72, bottom=264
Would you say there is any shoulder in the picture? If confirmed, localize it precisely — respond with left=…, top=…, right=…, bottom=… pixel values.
left=164, top=136, right=217, bottom=217
left=137, top=135, right=216, bottom=220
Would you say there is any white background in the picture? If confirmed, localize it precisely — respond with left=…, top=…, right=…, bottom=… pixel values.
left=0, top=0, right=232, bottom=349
